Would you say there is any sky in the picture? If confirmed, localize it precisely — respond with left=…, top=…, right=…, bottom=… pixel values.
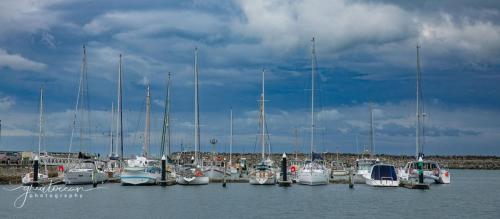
left=0, top=0, right=499, bottom=156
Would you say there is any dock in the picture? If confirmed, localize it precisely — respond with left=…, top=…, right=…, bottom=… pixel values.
left=400, top=179, right=430, bottom=189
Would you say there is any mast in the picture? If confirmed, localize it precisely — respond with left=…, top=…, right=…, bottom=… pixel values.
left=38, top=87, right=44, bottom=157
left=161, top=73, right=172, bottom=158
left=369, top=103, right=374, bottom=157
left=229, top=108, right=233, bottom=165
left=194, top=48, right=200, bottom=165
left=68, top=45, right=86, bottom=159
left=118, top=54, right=124, bottom=164
left=166, top=73, right=171, bottom=158
left=310, top=37, right=316, bottom=161
left=261, top=69, right=265, bottom=160
left=143, top=85, right=151, bottom=158
left=109, top=102, right=114, bottom=157
left=416, top=44, right=421, bottom=159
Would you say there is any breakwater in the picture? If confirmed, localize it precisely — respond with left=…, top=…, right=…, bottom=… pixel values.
left=186, top=152, right=500, bottom=170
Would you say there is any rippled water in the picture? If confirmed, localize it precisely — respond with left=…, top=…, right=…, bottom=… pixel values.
left=1, top=169, right=499, bottom=219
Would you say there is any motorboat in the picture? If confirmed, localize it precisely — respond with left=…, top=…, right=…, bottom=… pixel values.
left=330, top=161, right=349, bottom=177
left=353, top=158, right=379, bottom=183
left=366, top=164, right=399, bottom=187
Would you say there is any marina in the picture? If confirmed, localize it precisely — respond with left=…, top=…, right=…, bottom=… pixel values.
left=1, top=0, right=500, bottom=218
left=1, top=170, right=499, bottom=218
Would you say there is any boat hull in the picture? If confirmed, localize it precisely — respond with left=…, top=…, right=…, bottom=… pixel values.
left=203, top=166, right=228, bottom=180
left=121, top=168, right=158, bottom=185
left=249, top=169, right=276, bottom=185
left=297, top=171, right=329, bottom=185
left=366, top=179, right=399, bottom=187
left=64, top=169, right=107, bottom=185
left=176, top=176, right=209, bottom=185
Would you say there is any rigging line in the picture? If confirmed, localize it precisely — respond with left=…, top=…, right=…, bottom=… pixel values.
left=132, top=96, right=147, bottom=156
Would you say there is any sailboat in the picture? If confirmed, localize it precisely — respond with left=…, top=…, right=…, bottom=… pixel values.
left=398, top=45, right=450, bottom=184
left=22, top=87, right=49, bottom=186
left=159, top=72, right=176, bottom=184
left=353, top=104, right=380, bottom=184
left=64, top=45, right=107, bottom=185
left=297, top=37, right=330, bottom=185
left=121, top=85, right=161, bottom=185
left=249, top=69, right=277, bottom=185
left=176, top=47, right=209, bottom=185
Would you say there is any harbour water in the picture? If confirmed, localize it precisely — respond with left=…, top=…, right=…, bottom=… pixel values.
left=1, top=170, right=498, bottom=219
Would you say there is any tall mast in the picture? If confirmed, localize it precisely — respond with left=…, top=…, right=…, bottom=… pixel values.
left=369, top=103, right=374, bottom=157
left=261, top=69, right=265, bottom=160
left=160, top=73, right=171, bottom=158
left=38, top=87, right=44, bottom=157
left=229, top=108, right=233, bottom=165
left=416, top=44, right=421, bottom=159
left=166, top=73, right=171, bottom=157
left=194, top=48, right=200, bottom=165
left=117, top=54, right=124, bottom=164
left=310, top=37, right=316, bottom=160
left=68, top=45, right=85, bottom=158
left=143, top=85, right=151, bottom=158
left=109, top=102, right=114, bottom=157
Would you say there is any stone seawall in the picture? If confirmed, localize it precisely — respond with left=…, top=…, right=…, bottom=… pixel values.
left=0, top=165, right=58, bottom=184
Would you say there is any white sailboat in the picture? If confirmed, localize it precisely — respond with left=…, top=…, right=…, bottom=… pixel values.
left=64, top=45, right=107, bottom=185
left=297, top=37, right=330, bottom=186
left=177, top=47, right=209, bottom=185
left=398, top=45, right=450, bottom=184
left=121, top=85, right=161, bottom=185
left=22, top=87, right=49, bottom=186
left=249, top=69, right=277, bottom=185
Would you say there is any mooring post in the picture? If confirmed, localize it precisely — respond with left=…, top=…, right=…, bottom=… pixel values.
left=349, top=168, right=354, bottom=189
left=161, top=155, right=166, bottom=186
left=282, top=153, right=287, bottom=182
left=33, top=155, right=39, bottom=187
left=223, top=157, right=227, bottom=187
left=93, top=157, right=97, bottom=188
left=418, top=156, right=424, bottom=184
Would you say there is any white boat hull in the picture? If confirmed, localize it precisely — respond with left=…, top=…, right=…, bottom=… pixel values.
left=121, top=168, right=159, bottom=185
left=249, top=169, right=276, bottom=185
left=203, top=166, right=228, bottom=180
left=22, top=173, right=49, bottom=185
left=176, top=176, right=209, bottom=185
left=298, top=171, right=329, bottom=185
left=366, top=178, right=400, bottom=187
left=64, top=169, right=107, bottom=185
